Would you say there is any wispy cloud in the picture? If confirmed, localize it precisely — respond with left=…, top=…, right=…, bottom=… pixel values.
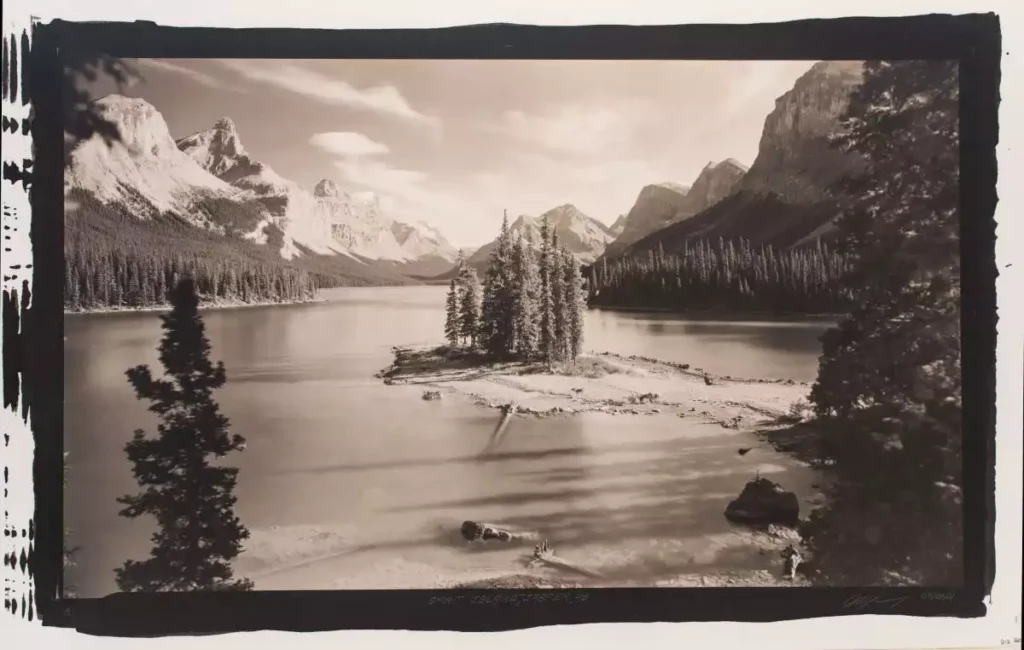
left=137, top=58, right=235, bottom=90
left=218, top=60, right=441, bottom=130
left=492, top=102, right=648, bottom=157
left=334, top=159, right=429, bottom=196
left=309, top=131, right=390, bottom=157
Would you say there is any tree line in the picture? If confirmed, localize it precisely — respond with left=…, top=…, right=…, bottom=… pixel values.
left=588, top=237, right=853, bottom=314
left=65, top=246, right=320, bottom=310
left=445, top=213, right=587, bottom=363
left=64, top=188, right=344, bottom=310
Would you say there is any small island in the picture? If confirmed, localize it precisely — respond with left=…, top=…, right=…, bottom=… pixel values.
left=375, top=212, right=829, bottom=588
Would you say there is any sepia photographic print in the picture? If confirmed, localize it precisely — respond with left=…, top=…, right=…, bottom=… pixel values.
left=1, top=12, right=1003, bottom=637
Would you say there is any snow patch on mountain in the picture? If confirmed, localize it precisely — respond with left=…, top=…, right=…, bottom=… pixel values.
left=65, top=95, right=247, bottom=220
left=67, top=95, right=459, bottom=271
left=178, top=119, right=454, bottom=264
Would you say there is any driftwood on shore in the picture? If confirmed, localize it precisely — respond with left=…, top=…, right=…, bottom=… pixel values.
left=530, top=540, right=605, bottom=579
left=485, top=402, right=518, bottom=450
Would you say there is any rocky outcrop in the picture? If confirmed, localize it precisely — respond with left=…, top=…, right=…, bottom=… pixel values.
left=65, top=95, right=249, bottom=221
left=606, top=183, right=692, bottom=256
left=738, top=60, right=865, bottom=203
left=460, top=521, right=539, bottom=543
left=724, top=476, right=800, bottom=527
left=313, top=178, right=342, bottom=199
left=687, top=158, right=748, bottom=214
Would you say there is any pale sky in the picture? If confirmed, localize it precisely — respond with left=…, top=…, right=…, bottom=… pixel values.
left=95, top=58, right=815, bottom=248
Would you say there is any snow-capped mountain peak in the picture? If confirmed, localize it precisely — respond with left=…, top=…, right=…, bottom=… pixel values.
left=65, top=94, right=246, bottom=219
left=67, top=95, right=459, bottom=272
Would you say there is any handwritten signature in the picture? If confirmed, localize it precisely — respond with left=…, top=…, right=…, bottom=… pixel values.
left=844, top=592, right=955, bottom=611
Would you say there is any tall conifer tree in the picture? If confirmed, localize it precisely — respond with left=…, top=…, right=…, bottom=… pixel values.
left=457, top=264, right=482, bottom=348
left=444, top=278, right=462, bottom=347
left=510, top=232, right=541, bottom=359
left=538, top=216, right=555, bottom=364
left=563, top=247, right=586, bottom=362
left=116, top=278, right=252, bottom=592
left=550, top=236, right=567, bottom=362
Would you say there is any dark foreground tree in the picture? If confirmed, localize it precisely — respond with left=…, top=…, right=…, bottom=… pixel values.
left=116, top=278, right=252, bottom=592
left=801, top=60, right=961, bottom=586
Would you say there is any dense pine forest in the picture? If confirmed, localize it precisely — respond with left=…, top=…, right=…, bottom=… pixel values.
left=64, top=189, right=408, bottom=311
left=588, top=237, right=853, bottom=314
left=445, top=213, right=587, bottom=363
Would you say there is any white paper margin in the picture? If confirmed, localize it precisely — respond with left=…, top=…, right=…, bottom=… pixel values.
left=1, top=2, right=1020, bottom=650
left=1, top=9, right=37, bottom=627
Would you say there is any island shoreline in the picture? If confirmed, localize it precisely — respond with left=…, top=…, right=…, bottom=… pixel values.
left=373, top=344, right=830, bottom=588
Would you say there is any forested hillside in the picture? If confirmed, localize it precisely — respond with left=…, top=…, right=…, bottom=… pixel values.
left=588, top=237, right=852, bottom=315
left=64, top=189, right=413, bottom=311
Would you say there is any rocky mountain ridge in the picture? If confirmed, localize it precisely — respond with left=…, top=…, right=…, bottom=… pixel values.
left=606, top=60, right=866, bottom=260
left=67, top=94, right=460, bottom=274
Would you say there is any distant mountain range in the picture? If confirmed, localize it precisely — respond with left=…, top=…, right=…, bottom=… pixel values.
left=66, top=95, right=461, bottom=283
left=601, top=61, right=865, bottom=264
left=604, top=158, right=748, bottom=258
left=67, top=60, right=869, bottom=299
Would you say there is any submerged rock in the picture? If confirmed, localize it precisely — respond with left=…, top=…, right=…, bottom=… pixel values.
left=422, top=390, right=443, bottom=401
left=725, top=477, right=800, bottom=527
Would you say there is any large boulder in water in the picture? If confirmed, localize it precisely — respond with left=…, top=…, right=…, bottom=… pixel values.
left=724, top=477, right=800, bottom=527
left=460, top=520, right=513, bottom=542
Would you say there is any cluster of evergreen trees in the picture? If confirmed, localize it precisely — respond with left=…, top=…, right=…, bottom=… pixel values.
left=800, top=60, right=963, bottom=586
left=445, top=214, right=587, bottom=363
left=588, top=237, right=853, bottom=314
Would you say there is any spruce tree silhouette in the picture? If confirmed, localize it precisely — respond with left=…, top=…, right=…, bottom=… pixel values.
left=116, top=277, right=253, bottom=592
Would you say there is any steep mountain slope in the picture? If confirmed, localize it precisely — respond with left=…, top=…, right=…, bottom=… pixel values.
left=64, top=95, right=416, bottom=292
left=65, top=96, right=266, bottom=234
left=608, top=214, right=628, bottom=237
left=687, top=158, right=749, bottom=213
left=604, top=159, right=748, bottom=258
left=614, top=61, right=865, bottom=258
left=606, top=183, right=691, bottom=257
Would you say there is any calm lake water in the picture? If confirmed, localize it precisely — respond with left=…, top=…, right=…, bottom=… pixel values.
left=64, top=285, right=834, bottom=595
